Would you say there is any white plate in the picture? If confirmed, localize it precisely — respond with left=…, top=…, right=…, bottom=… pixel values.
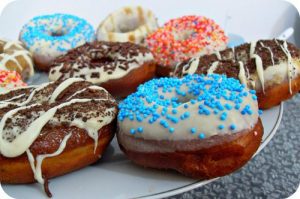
left=0, top=0, right=294, bottom=198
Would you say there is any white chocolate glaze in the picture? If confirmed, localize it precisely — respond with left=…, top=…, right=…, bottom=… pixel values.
left=97, top=6, right=158, bottom=44
left=238, top=61, right=247, bottom=85
left=280, top=41, right=296, bottom=94
left=252, top=54, right=265, bottom=92
left=207, top=61, right=219, bottom=74
left=49, top=78, right=84, bottom=103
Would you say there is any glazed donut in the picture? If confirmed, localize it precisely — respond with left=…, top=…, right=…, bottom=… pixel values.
left=117, top=74, right=263, bottom=179
left=173, top=39, right=300, bottom=109
left=19, top=13, right=95, bottom=71
left=0, top=70, right=27, bottom=92
left=0, top=39, right=34, bottom=80
left=146, top=15, right=228, bottom=76
left=0, top=78, right=117, bottom=197
left=49, top=41, right=156, bottom=98
left=97, top=6, right=158, bottom=44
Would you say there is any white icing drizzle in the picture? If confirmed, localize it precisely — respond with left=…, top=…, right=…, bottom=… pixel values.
left=181, top=57, right=200, bottom=75
left=249, top=41, right=265, bottom=92
left=0, top=78, right=117, bottom=192
left=280, top=41, right=295, bottom=94
left=65, top=85, right=108, bottom=101
left=0, top=98, right=114, bottom=157
left=2, top=94, right=25, bottom=102
left=250, top=41, right=257, bottom=58
left=214, top=51, right=222, bottom=60
left=238, top=61, right=247, bottom=85
left=96, top=6, right=159, bottom=44
left=0, top=40, right=34, bottom=77
left=207, top=61, right=219, bottom=74
left=0, top=85, right=35, bottom=95
left=252, top=54, right=265, bottom=92
left=232, top=47, right=236, bottom=61
left=16, top=82, right=53, bottom=106
left=49, top=78, right=84, bottom=103
left=174, top=39, right=300, bottom=94
left=26, top=133, right=71, bottom=184
left=0, top=104, right=40, bottom=157
left=260, top=41, right=275, bottom=66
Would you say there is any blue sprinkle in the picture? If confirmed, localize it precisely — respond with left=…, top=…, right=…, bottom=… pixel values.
left=184, top=104, right=189, bottom=109
left=225, top=104, right=233, bottom=110
left=130, top=129, right=136, bottom=134
left=220, top=112, right=227, bottom=121
left=184, top=112, right=190, bottom=118
left=252, top=95, right=258, bottom=100
left=230, top=124, right=236, bottom=130
left=137, top=127, right=143, bottom=133
left=258, top=110, right=263, bottom=115
left=169, top=127, right=175, bottom=133
left=235, top=104, right=240, bottom=110
left=172, top=109, right=178, bottom=114
left=190, top=128, right=197, bottom=134
left=199, top=133, right=205, bottom=139
left=249, top=90, right=256, bottom=94
left=218, top=124, right=225, bottom=130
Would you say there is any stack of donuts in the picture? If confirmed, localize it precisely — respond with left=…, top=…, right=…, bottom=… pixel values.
left=0, top=5, right=300, bottom=198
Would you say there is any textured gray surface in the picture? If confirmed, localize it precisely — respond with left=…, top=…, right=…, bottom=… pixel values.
left=170, top=95, right=300, bottom=199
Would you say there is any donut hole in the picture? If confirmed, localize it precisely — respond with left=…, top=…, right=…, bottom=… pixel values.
left=49, top=29, right=68, bottom=37
left=51, top=32, right=64, bottom=37
left=104, top=15, right=144, bottom=33
left=177, top=96, right=192, bottom=104
left=173, top=29, right=195, bottom=41
left=117, top=18, right=142, bottom=33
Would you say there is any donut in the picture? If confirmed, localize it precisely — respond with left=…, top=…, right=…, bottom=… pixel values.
left=117, top=74, right=263, bottom=179
left=0, top=39, right=34, bottom=80
left=19, top=13, right=95, bottom=71
left=173, top=39, right=300, bottom=109
left=146, top=15, right=228, bottom=76
left=0, top=78, right=117, bottom=197
left=49, top=41, right=156, bottom=98
left=97, top=6, right=158, bottom=44
left=0, top=70, right=27, bottom=92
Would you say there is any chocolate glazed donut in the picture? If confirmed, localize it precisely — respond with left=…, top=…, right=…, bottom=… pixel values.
left=49, top=41, right=156, bottom=98
left=173, top=39, right=300, bottom=109
left=0, top=78, right=118, bottom=197
left=117, top=74, right=264, bottom=179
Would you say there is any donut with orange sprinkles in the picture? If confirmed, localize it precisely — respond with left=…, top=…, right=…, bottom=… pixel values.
left=146, top=15, right=228, bottom=76
left=0, top=70, right=27, bottom=92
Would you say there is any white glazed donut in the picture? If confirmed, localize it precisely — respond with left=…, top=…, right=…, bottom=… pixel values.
left=97, top=6, right=158, bottom=44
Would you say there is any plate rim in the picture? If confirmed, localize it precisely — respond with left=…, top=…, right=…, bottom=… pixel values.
left=137, top=103, right=284, bottom=199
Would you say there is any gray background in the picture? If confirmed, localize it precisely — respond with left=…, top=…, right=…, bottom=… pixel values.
left=171, top=95, right=300, bottom=198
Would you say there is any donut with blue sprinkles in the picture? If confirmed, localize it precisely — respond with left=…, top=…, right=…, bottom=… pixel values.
left=117, top=74, right=264, bottom=179
left=19, top=13, right=95, bottom=71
